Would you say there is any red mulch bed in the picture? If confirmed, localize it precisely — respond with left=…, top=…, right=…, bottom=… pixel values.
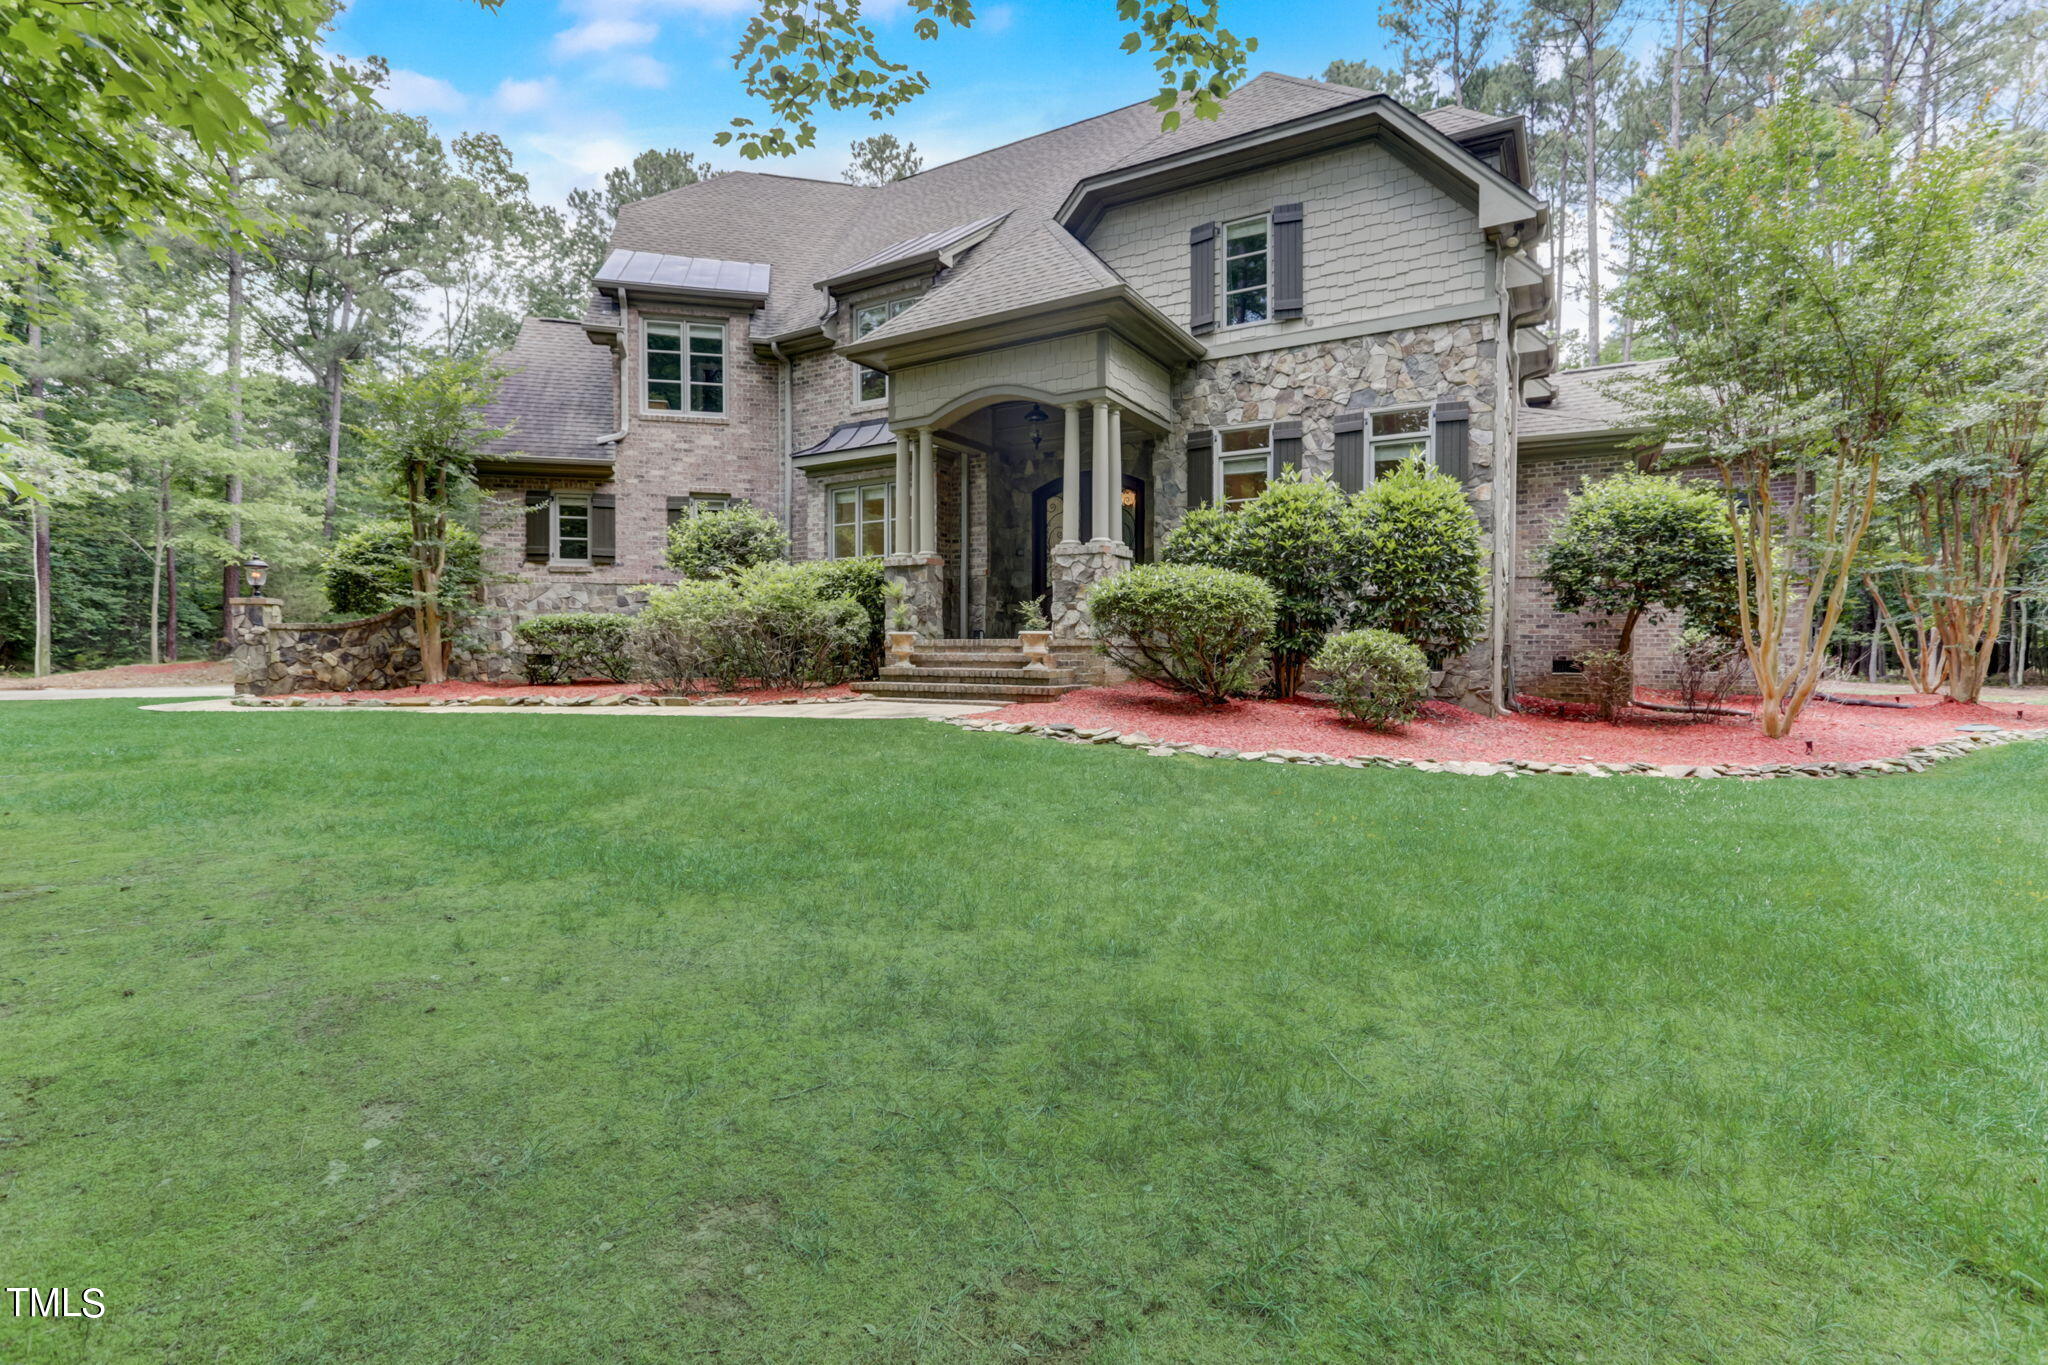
left=983, top=681, right=2034, bottom=766
left=4, top=659, right=233, bottom=689
left=287, top=678, right=857, bottom=703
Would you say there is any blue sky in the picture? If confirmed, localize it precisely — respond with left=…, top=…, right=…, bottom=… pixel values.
left=331, top=0, right=1404, bottom=204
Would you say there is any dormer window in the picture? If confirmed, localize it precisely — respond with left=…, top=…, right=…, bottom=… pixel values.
left=852, top=293, right=918, bottom=403
left=1223, top=217, right=1270, bottom=326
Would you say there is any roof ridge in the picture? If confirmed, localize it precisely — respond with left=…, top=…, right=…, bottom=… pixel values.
left=621, top=170, right=869, bottom=215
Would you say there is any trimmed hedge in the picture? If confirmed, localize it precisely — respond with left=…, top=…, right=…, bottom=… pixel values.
left=664, top=503, right=789, bottom=580
left=632, top=562, right=866, bottom=693
left=514, top=613, right=636, bottom=683
left=1313, top=628, right=1429, bottom=729
left=803, top=556, right=886, bottom=677
left=1085, top=563, right=1276, bottom=704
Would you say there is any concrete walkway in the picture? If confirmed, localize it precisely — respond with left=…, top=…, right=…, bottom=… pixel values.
left=0, top=684, right=234, bottom=701
left=141, top=696, right=1002, bottom=720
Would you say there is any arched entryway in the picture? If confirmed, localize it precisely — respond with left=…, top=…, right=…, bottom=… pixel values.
left=1031, top=472, right=1146, bottom=603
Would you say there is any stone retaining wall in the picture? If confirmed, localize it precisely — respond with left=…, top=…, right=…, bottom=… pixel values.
left=228, top=598, right=426, bottom=695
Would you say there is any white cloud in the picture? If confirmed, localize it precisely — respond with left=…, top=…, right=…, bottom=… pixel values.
left=553, top=16, right=658, bottom=57
left=981, top=5, right=1014, bottom=33
left=383, top=68, right=469, bottom=115
left=494, top=77, right=560, bottom=115
left=616, top=54, right=671, bottom=88
left=528, top=132, right=640, bottom=179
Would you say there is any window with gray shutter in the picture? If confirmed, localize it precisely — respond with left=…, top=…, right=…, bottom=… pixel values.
left=590, top=493, right=617, bottom=564
left=524, top=492, right=552, bottom=562
left=1432, top=402, right=1471, bottom=483
left=1271, top=203, right=1303, bottom=319
left=1189, top=222, right=1218, bottom=335
left=1185, top=429, right=1214, bottom=508
left=1332, top=412, right=1366, bottom=493
left=1271, top=420, right=1303, bottom=478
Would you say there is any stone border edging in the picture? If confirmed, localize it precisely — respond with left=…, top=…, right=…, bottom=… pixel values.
left=929, top=715, right=2048, bottom=779
left=230, top=693, right=851, bottom=710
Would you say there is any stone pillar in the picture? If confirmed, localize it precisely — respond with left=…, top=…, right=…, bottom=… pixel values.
left=1060, top=404, right=1082, bottom=544
left=1090, top=401, right=1113, bottom=548
left=1048, top=540, right=1135, bottom=640
left=893, top=431, right=912, bottom=555
left=882, top=554, right=947, bottom=638
left=226, top=596, right=282, bottom=695
left=916, top=426, right=937, bottom=553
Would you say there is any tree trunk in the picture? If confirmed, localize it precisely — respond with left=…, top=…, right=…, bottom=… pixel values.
left=1669, top=0, right=1685, bottom=144
left=1582, top=32, right=1602, bottom=361
left=323, top=356, right=344, bottom=540
left=221, top=234, right=245, bottom=638
left=2014, top=598, right=2028, bottom=688
left=149, top=463, right=168, bottom=665
left=27, top=320, right=51, bottom=677
left=164, top=542, right=179, bottom=663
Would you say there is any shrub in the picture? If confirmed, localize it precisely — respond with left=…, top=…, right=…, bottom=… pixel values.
left=1538, top=471, right=1737, bottom=657
left=514, top=612, right=636, bottom=683
left=323, top=520, right=480, bottom=617
left=803, top=556, right=886, bottom=676
left=1313, top=628, right=1429, bottom=729
left=1673, top=626, right=1741, bottom=710
left=664, top=503, right=789, bottom=579
left=1576, top=648, right=1635, bottom=721
left=1162, top=471, right=1358, bottom=697
left=1084, top=563, right=1277, bottom=704
left=632, top=563, right=866, bottom=693
left=1347, top=460, right=1485, bottom=663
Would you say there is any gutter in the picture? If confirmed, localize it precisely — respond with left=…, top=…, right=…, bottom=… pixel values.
left=597, top=286, right=630, bottom=446
left=767, top=336, right=793, bottom=530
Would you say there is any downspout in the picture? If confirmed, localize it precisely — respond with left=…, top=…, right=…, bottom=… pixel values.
left=1493, top=237, right=1517, bottom=715
left=767, top=337, right=793, bottom=532
left=597, top=285, right=630, bottom=445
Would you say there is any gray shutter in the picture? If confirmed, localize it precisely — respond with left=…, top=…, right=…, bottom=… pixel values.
left=1271, top=420, right=1303, bottom=479
left=525, top=492, right=552, bottom=562
left=1189, top=222, right=1218, bottom=335
left=666, top=496, right=690, bottom=529
left=1333, top=412, right=1366, bottom=493
left=1185, top=429, right=1214, bottom=508
left=1271, top=203, right=1304, bottom=319
left=590, top=493, right=617, bottom=565
left=1433, top=402, right=1471, bottom=483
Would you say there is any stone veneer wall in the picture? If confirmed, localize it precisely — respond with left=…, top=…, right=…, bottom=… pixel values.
left=230, top=602, right=426, bottom=695
left=1151, top=317, right=1505, bottom=709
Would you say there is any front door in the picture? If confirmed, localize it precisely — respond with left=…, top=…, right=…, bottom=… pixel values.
left=1031, top=473, right=1146, bottom=600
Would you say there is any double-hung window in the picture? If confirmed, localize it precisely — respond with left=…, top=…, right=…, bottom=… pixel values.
left=1369, top=408, right=1431, bottom=481
left=646, top=321, right=725, bottom=414
left=852, top=295, right=917, bottom=403
left=1223, top=217, right=1270, bottom=326
left=552, top=493, right=591, bottom=565
left=831, top=481, right=893, bottom=558
left=1218, top=426, right=1271, bottom=509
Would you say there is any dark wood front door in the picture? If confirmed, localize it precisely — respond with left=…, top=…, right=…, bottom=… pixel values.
left=1031, top=473, right=1146, bottom=599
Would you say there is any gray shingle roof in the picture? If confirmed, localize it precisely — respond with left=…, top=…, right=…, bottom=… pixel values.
left=1518, top=361, right=1668, bottom=442
left=819, top=213, right=1007, bottom=289
left=602, top=72, right=1503, bottom=351
left=481, top=317, right=617, bottom=466
left=1418, top=104, right=1504, bottom=137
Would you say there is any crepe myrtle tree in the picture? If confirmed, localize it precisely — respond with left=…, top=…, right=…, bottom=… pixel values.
left=348, top=355, right=507, bottom=685
left=1537, top=471, right=1737, bottom=676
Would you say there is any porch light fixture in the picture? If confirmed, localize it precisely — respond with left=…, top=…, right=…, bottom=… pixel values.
left=1121, top=488, right=1137, bottom=509
left=1025, top=404, right=1049, bottom=452
left=244, top=556, right=269, bottom=594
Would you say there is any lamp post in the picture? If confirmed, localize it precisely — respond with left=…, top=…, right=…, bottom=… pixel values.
left=243, top=556, right=269, bottom=596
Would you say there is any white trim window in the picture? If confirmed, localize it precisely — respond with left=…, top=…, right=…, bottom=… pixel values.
left=852, top=295, right=917, bottom=403
left=1369, top=407, right=1431, bottom=482
left=1222, top=216, right=1270, bottom=326
left=1218, top=425, right=1271, bottom=509
left=831, top=480, right=894, bottom=558
left=645, top=320, right=725, bottom=415
left=552, top=493, right=592, bottom=565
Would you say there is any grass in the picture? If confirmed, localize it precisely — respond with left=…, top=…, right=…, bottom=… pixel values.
left=3, top=700, right=2046, bottom=1362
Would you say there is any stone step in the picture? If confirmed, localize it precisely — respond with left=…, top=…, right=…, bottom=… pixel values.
left=905, top=651, right=1039, bottom=669
left=883, top=665, right=1078, bottom=685
left=911, top=637, right=1026, bottom=651
left=851, top=679, right=1081, bottom=703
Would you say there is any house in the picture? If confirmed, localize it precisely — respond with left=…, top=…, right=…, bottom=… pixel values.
left=477, top=72, right=1657, bottom=709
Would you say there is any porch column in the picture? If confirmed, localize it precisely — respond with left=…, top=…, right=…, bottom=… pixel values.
left=1060, top=404, right=1082, bottom=543
left=915, top=426, right=937, bottom=553
left=1091, top=400, right=1114, bottom=546
left=1106, top=405, right=1124, bottom=548
left=893, top=431, right=912, bottom=555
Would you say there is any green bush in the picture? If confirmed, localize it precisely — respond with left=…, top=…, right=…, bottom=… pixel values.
left=1313, top=628, right=1429, bottom=729
left=1538, top=471, right=1737, bottom=653
left=1162, top=471, right=1358, bottom=697
left=1346, top=460, right=1485, bottom=663
left=513, top=612, right=636, bottom=683
left=664, top=503, right=789, bottom=580
left=802, top=556, right=886, bottom=677
left=632, top=563, right=866, bottom=693
left=323, top=520, right=480, bottom=618
left=1084, top=563, right=1277, bottom=704
left=1575, top=647, right=1635, bottom=721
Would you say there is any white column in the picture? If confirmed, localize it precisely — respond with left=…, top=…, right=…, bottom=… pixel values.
left=1091, top=400, right=1113, bottom=544
left=1106, top=405, right=1124, bottom=548
left=1060, top=404, right=1082, bottom=543
left=916, top=426, right=937, bottom=554
left=893, top=431, right=912, bottom=555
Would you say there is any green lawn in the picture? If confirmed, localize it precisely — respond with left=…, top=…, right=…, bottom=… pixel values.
left=4, top=700, right=2046, bottom=1362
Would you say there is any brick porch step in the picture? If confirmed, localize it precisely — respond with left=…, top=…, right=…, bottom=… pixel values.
left=903, top=652, right=1040, bottom=670
left=883, top=665, right=1078, bottom=685
left=851, top=679, right=1081, bottom=703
